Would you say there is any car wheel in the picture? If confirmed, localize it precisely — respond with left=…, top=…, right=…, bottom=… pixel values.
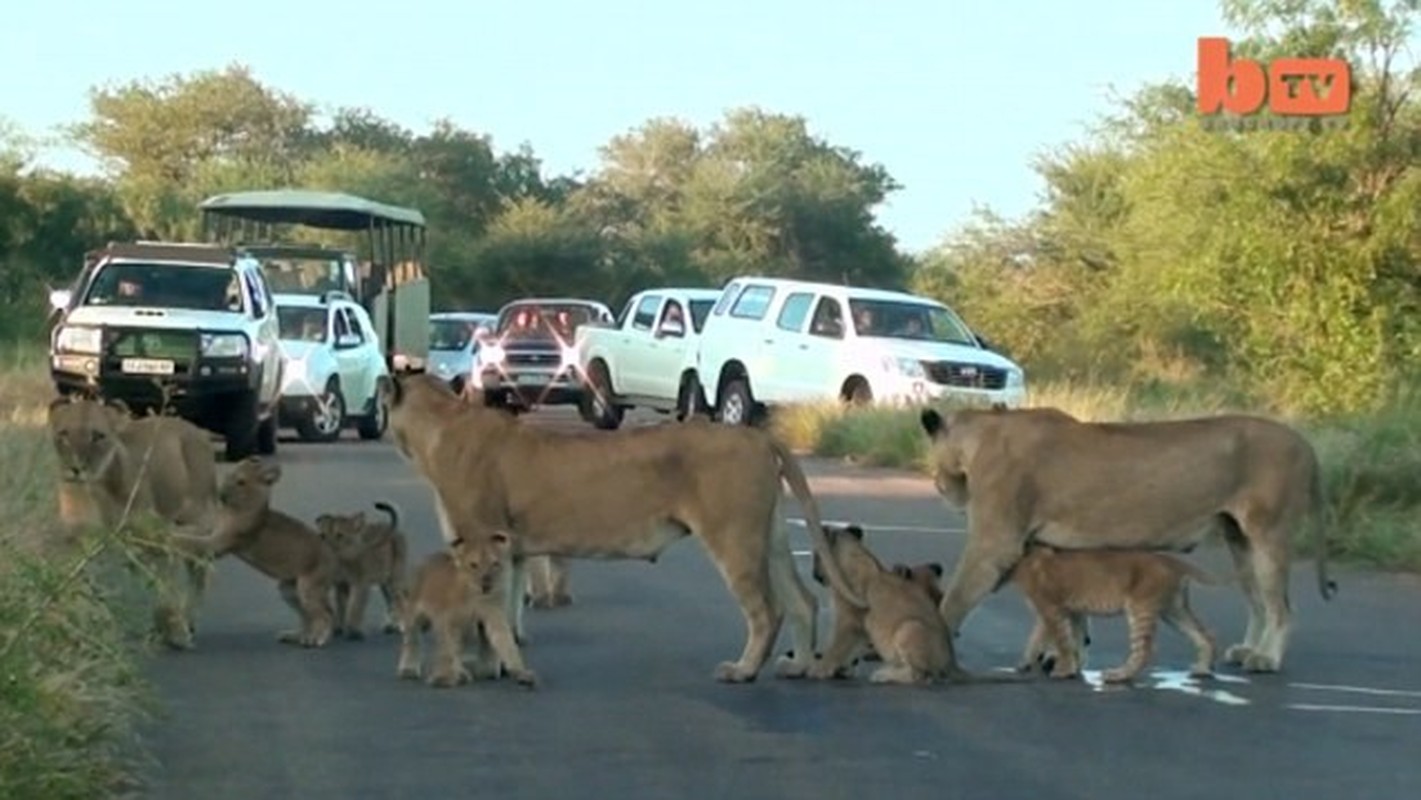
left=356, top=387, right=388, bottom=441
left=845, top=379, right=873, bottom=407
left=223, top=393, right=261, bottom=462
left=582, top=361, right=623, bottom=431
left=676, top=373, right=710, bottom=421
left=717, top=378, right=754, bottom=426
left=297, top=378, right=346, bottom=443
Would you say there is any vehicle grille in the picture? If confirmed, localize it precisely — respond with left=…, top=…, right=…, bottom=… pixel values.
left=102, top=328, right=198, bottom=374
left=923, top=361, right=1008, bottom=390
left=506, top=351, right=562, bottom=368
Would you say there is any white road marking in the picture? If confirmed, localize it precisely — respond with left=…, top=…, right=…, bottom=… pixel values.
left=1289, top=682, right=1421, bottom=699
left=1287, top=704, right=1421, bottom=715
left=785, top=518, right=965, bottom=535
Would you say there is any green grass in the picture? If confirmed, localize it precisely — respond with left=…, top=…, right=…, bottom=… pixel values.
left=0, top=342, right=179, bottom=799
left=770, top=378, right=1421, bottom=572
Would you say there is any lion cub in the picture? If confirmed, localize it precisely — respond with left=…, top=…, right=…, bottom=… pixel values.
left=808, top=525, right=965, bottom=685
left=397, top=531, right=537, bottom=689
left=316, top=501, right=410, bottom=640
left=205, top=457, right=338, bottom=648
left=856, top=562, right=945, bottom=664
left=1008, top=544, right=1219, bottom=683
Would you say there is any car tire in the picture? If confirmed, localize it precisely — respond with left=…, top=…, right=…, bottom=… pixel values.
left=845, top=378, right=873, bottom=407
left=581, top=361, right=623, bottom=431
left=356, top=384, right=388, bottom=441
left=717, top=378, right=755, bottom=427
left=223, top=393, right=261, bottom=462
left=296, top=377, right=346, bottom=443
left=676, top=373, right=710, bottom=421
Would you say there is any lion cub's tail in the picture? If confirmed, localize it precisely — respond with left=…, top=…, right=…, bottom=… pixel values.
left=768, top=438, right=868, bottom=610
left=373, top=501, right=401, bottom=531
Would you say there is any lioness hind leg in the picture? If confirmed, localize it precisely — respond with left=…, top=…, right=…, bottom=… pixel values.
left=705, top=539, right=782, bottom=683
left=1162, top=588, right=1217, bottom=678
left=1242, top=541, right=1292, bottom=673
left=1222, top=529, right=1265, bottom=667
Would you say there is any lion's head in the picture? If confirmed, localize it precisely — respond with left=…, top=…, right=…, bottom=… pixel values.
left=892, top=562, right=945, bottom=605
left=218, top=456, right=281, bottom=512
left=448, top=530, right=513, bottom=594
left=315, top=510, right=378, bottom=560
left=48, top=395, right=133, bottom=483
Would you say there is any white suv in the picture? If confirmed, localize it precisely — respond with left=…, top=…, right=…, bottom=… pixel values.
left=274, top=291, right=391, bottom=442
left=694, top=277, right=1027, bottom=424
left=48, top=242, right=284, bottom=460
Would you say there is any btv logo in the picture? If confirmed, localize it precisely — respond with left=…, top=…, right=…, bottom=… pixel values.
left=1196, top=37, right=1351, bottom=116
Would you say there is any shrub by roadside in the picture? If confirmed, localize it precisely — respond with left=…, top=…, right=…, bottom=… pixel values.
left=770, top=381, right=1421, bottom=572
left=0, top=345, right=180, bottom=799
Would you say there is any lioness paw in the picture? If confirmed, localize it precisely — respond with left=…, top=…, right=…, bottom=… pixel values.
left=713, top=661, right=759, bottom=683
left=1222, top=644, right=1254, bottom=666
left=1241, top=653, right=1280, bottom=673
left=511, top=669, right=538, bottom=688
left=773, top=656, right=810, bottom=680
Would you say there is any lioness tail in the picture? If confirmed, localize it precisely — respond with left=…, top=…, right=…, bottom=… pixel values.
left=768, top=438, right=867, bottom=610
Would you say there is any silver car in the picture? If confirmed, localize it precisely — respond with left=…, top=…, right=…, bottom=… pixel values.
left=428, top=311, right=497, bottom=393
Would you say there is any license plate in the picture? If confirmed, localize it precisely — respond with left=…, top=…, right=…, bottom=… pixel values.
left=121, top=358, right=175, bottom=376
left=513, top=374, right=547, bottom=387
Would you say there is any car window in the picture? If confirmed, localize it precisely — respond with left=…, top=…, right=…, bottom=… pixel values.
left=658, top=300, right=686, bottom=335
left=334, top=308, right=352, bottom=339
left=729, top=285, right=775, bottom=320
left=243, top=270, right=266, bottom=319
left=688, top=300, right=714, bottom=333
left=83, top=262, right=242, bottom=312
left=632, top=295, right=660, bottom=331
left=278, top=307, right=329, bottom=342
left=344, top=307, right=368, bottom=343
left=809, top=296, right=845, bottom=339
left=711, top=282, right=743, bottom=317
left=776, top=292, right=815, bottom=333
left=615, top=297, right=636, bottom=329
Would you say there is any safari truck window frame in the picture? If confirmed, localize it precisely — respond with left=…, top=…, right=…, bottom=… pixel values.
left=808, top=295, right=846, bottom=340
left=776, top=291, right=815, bottom=333
left=728, top=284, right=776, bottom=321
left=632, top=294, right=661, bottom=331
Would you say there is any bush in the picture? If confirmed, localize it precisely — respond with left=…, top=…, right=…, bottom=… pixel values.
left=772, top=378, right=1421, bottom=571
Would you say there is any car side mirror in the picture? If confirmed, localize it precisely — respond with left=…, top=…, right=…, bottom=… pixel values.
left=656, top=319, right=685, bottom=338
left=335, top=333, right=361, bottom=349
left=48, top=288, right=73, bottom=310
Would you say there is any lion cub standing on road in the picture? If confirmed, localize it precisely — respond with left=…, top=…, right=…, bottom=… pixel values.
left=808, top=525, right=969, bottom=685
left=315, top=501, right=410, bottom=639
left=1008, top=544, right=1219, bottom=683
left=397, top=531, right=537, bottom=689
left=203, top=457, right=338, bottom=648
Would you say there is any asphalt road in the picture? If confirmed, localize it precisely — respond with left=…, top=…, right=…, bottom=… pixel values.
left=143, top=408, right=1421, bottom=800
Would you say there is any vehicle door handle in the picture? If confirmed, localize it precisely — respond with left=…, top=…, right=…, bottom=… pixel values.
left=798, top=343, right=808, bottom=351
left=763, top=339, right=774, bottom=345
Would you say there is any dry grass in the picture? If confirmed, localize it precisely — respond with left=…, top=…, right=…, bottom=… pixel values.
left=0, top=343, right=177, bottom=799
left=770, top=378, right=1421, bottom=571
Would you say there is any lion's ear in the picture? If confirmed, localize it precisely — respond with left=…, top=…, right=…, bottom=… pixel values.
left=891, top=564, right=912, bottom=579
left=257, top=460, right=282, bottom=485
left=928, top=563, right=944, bottom=578
left=449, top=536, right=464, bottom=547
left=314, top=515, right=333, bottom=536
left=845, top=524, right=865, bottom=540
left=489, top=531, right=512, bottom=548
left=990, top=402, right=1007, bottom=412
left=920, top=408, right=945, bottom=437
left=47, top=395, right=72, bottom=419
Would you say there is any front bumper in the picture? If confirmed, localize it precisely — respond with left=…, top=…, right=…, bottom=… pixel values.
left=52, top=352, right=258, bottom=415
left=478, top=366, right=586, bottom=407
left=876, top=375, right=1027, bottom=409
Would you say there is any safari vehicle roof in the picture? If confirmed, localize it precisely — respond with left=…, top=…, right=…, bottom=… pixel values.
left=431, top=311, right=498, bottom=321
left=199, top=190, right=426, bottom=230
left=636, top=287, right=724, bottom=300
left=239, top=243, right=356, bottom=260
left=87, top=241, right=237, bottom=267
left=720, top=276, right=945, bottom=307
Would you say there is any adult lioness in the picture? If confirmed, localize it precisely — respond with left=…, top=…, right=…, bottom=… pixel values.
left=919, top=406, right=1336, bottom=674
left=48, top=395, right=218, bottom=649
left=382, top=373, right=865, bottom=683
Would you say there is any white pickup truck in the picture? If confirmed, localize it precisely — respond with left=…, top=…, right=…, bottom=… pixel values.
left=574, top=288, right=723, bottom=429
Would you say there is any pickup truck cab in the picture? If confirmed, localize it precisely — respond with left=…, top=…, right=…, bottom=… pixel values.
left=427, top=311, right=497, bottom=393
left=695, top=277, right=1027, bottom=425
left=273, top=291, right=391, bottom=443
left=473, top=298, right=614, bottom=412
left=48, top=241, right=284, bottom=460
left=575, top=288, right=722, bottom=429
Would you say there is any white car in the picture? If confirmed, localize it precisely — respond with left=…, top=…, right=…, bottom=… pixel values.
left=427, top=311, right=498, bottom=393
left=574, top=288, right=723, bottom=428
left=694, top=276, right=1027, bottom=424
left=274, top=291, right=391, bottom=442
left=48, top=241, right=284, bottom=461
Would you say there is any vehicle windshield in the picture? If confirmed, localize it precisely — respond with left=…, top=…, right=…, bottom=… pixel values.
left=496, top=303, right=600, bottom=342
left=688, top=300, right=714, bottom=333
left=83, top=262, right=243, bottom=312
left=277, top=307, right=328, bottom=343
left=430, top=319, right=483, bottom=351
left=260, top=257, right=349, bottom=295
left=847, top=299, right=977, bottom=345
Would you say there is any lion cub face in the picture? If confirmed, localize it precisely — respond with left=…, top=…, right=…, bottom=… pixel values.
left=891, top=562, right=945, bottom=606
left=315, top=512, right=379, bottom=560
left=449, top=531, right=513, bottom=594
left=48, top=396, right=129, bottom=482
left=218, top=457, right=282, bottom=511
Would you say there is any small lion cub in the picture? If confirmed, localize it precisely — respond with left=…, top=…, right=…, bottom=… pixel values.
left=1009, top=544, right=1219, bottom=684
left=397, top=530, right=537, bottom=689
left=857, top=562, right=945, bottom=664
left=204, top=457, right=338, bottom=648
left=316, top=501, right=411, bottom=640
left=809, top=524, right=963, bottom=685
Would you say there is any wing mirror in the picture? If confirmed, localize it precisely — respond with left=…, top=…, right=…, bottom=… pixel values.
left=49, top=288, right=73, bottom=311
left=655, top=318, right=685, bottom=338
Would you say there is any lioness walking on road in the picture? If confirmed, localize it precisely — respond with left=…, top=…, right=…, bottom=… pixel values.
left=315, top=500, right=411, bottom=639
left=920, top=406, right=1336, bottom=674
left=382, top=373, right=866, bottom=684
left=1007, top=544, right=1220, bottom=683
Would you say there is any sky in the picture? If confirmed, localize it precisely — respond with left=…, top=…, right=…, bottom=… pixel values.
left=0, top=0, right=1231, bottom=254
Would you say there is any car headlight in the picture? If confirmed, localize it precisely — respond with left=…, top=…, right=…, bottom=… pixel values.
left=481, top=344, right=505, bottom=365
left=1006, top=368, right=1025, bottom=389
left=560, top=346, right=578, bottom=367
left=56, top=326, right=101, bottom=355
left=201, top=333, right=248, bottom=359
left=881, top=356, right=926, bottom=379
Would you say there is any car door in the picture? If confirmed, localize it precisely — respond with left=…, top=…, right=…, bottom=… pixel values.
left=799, top=295, right=846, bottom=401
left=769, top=291, right=817, bottom=400
left=244, top=267, right=282, bottom=405
left=331, top=306, right=371, bottom=405
left=343, top=304, right=383, bottom=406
left=641, top=297, right=688, bottom=401
left=618, top=293, right=662, bottom=396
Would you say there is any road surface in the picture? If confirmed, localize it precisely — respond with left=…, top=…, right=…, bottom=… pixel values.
left=143, top=409, right=1421, bottom=800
